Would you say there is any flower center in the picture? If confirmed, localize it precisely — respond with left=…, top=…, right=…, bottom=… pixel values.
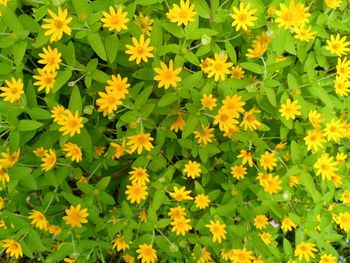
left=54, top=19, right=63, bottom=29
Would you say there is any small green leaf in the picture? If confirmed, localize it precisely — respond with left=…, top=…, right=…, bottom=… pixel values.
left=158, top=93, right=178, bottom=107
left=68, top=86, right=82, bottom=114
left=87, top=32, right=107, bottom=61
left=17, top=120, right=43, bottom=131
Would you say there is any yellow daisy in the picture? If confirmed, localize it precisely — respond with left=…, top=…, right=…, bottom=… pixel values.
left=62, top=142, right=82, bottom=162
left=127, top=132, right=154, bottom=154
left=58, top=110, right=84, bottom=137
left=0, top=77, right=24, bottom=103
left=125, top=34, right=154, bottom=64
left=154, top=59, right=182, bottom=89
left=231, top=2, right=257, bottom=31
left=42, top=7, right=72, bottom=42
left=33, top=68, right=57, bottom=93
left=101, top=6, right=129, bottom=32
left=63, top=204, right=89, bottom=228
left=38, top=46, right=62, bottom=73
left=166, top=0, right=196, bottom=26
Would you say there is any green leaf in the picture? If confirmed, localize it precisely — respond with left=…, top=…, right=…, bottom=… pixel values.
left=150, top=19, right=163, bottom=49
left=87, top=32, right=107, bottom=61
left=0, top=5, right=23, bottom=32
left=158, top=93, right=178, bottom=107
left=17, top=120, right=43, bottom=131
left=68, top=86, right=82, bottom=114
left=182, top=114, right=199, bottom=138
left=96, top=176, right=111, bottom=191
left=240, top=62, right=263, bottom=74
left=264, top=87, right=276, bottom=107
left=161, top=21, right=185, bottom=38
left=12, top=41, right=27, bottom=66
left=105, top=34, right=119, bottom=63
left=52, top=70, right=72, bottom=93
left=194, top=0, right=210, bottom=18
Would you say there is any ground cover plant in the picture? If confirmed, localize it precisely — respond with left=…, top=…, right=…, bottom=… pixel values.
left=0, top=0, right=350, bottom=262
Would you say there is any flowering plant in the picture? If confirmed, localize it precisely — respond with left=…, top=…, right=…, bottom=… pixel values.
left=0, top=0, right=350, bottom=262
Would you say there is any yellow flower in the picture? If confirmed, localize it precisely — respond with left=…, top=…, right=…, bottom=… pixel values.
left=254, top=214, right=269, bottom=230
left=214, top=108, right=239, bottom=132
left=183, top=160, right=201, bottom=179
left=168, top=206, right=186, bottom=219
left=129, top=167, right=149, bottom=185
left=336, top=57, right=350, bottom=79
left=0, top=149, right=20, bottom=168
left=125, top=35, right=154, bottom=64
left=200, top=58, right=211, bottom=73
left=231, top=65, right=245, bottom=79
left=231, top=2, right=257, bottom=31
left=294, top=25, right=316, bottom=42
left=58, top=110, right=84, bottom=137
left=125, top=182, right=148, bottom=204
left=48, top=224, right=62, bottom=236
left=320, top=254, right=337, bottom=263
left=106, top=74, right=130, bottom=99
left=238, top=150, right=254, bottom=167
left=281, top=217, right=296, bottom=232
left=314, top=153, right=339, bottom=181
left=169, top=186, right=193, bottom=201
left=166, top=0, right=196, bottom=26
left=0, top=77, right=24, bottom=103
left=193, top=125, right=215, bottom=146
left=336, top=152, right=347, bottom=164
left=0, top=197, right=4, bottom=210
left=241, top=108, right=262, bottom=131
left=62, top=142, right=82, bottom=162
left=136, top=244, right=158, bottom=263
left=294, top=242, right=318, bottom=262
left=261, top=174, right=282, bottom=194
left=326, top=0, right=342, bottom=9
left=279, top=98, right=301, bottom=120
left=101, top=6, right=129, bottom=32
left=260, top=151, right=277, bottom=171
left=308, top=110, right=322, bottom=128
left=33, top=68, right=57, bottom=93
left=63, top=204, right=89, bottom=228
left=122, top=254, right=135, bottom=263
left=154, top=59, right=182, bottom=89
left=127, top=132, right=154, bottom=154
left=51, top=105, right=67, bottom=123
left=134, top=12, right=154, bottom=36
left=231, top=164, right=247, bottom=180
left=201, top=94, right=217, bottom=110
left=170, top=111, right=185, bottom=132
left=205, top=220, right=227, bottom=243
left=0, top=168, right=10, bottom=188
left=275, top=0, right=310, bottom=29
left=334, top=76, right=350, bottom=96
left=111, top=140, right=127, bottom=159
left=1, top=239, right=23, bottom=259
left=231, top=248, right=255, bottom=263
left=170, top=216, right=192, bottom=235
left=38, top=46, right=62, bottom=73
left=63, top=258, right=76, bottom=263
left=334, top=212, right=350, bottom=232
left=259, top=232, right=272, bottom=245
left=42, top=7, right=72, bottom=42
left=196, top=248, right=212, bottom=263
left=341, top=192, right=350, bottom=204
left=96, top=90, right=122, bottom=117
left=111, top=235, right=130, bottom=252
left=40, top=149, right=56, bottom=172
left=222, top=95, right=246, bottom=118
left=94, top=146, right=105, bottom=156
left=303, top=129, right=325, bottom=152
left=194, top=194, right=211, bottom=209
left=326, top=34, right=350, bottom=56
left=246, top=32, right=272, bottom=59
left=33, top=147, right=48, bottom=158
left=289, top=175, right=300, bottom=187
left=139, top=210, right=148, bottom=223
left=0, top=0, right=8, bottom=16
left=323, top=118, right=345, bottom=142
left=207, top=53, right=233, bottom=81
left=28, top=210, right=48, bottom=230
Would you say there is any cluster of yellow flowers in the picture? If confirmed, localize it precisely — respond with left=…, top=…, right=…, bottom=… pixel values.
left=1, top=0, right=350, bottom=262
